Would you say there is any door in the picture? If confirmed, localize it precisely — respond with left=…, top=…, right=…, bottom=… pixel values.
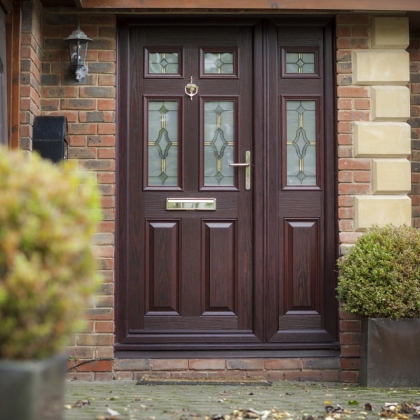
left=116, top=18, right=338, bottom=352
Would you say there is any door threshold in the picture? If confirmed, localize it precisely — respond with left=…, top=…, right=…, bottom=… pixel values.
left=115, top=348, right=340, bottom=359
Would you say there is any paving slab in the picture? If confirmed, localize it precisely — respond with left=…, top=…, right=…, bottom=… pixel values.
left=64, top=380, right=420, bottom=420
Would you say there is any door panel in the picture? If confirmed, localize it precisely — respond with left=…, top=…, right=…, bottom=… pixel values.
left=145, top=221, right=180, bottom=314
left=116, top=18, right=338, bottom=352
left=202, top=220, right=236, bottom=314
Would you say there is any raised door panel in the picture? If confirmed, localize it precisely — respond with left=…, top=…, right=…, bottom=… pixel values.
left=145, top=221, right=180, bottom=314
left=202, top=221, right=236, bottom=314
left=284, top=219, right=320, bottom=312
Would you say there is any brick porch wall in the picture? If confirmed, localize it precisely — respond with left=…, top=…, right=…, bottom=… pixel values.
left=67, top=358, right=341, bottom=382
left=20, top=0, right=43, bottom=153
left=19, top=2, right=405, bottom=383
left=335, top=14, right=374, bottom=385
left=408, top=33, right=420, bottom=228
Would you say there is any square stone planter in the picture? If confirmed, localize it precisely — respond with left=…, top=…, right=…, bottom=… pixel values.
left=360, top=318, right=420, bottom=387
left=0, top=353, right=67, bottom=420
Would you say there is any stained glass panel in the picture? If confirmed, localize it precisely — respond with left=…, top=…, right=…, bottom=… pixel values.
left=286, top=52, right=315, bottom=74
left=148, top=101, right=178, bottom=186
left=286, top=100, right=316, bottom=186
left=204, top=53, right=234, bottom=74
left=204, top=101, right=235, bottom=186
left=149, top=52, right=179, bottom=74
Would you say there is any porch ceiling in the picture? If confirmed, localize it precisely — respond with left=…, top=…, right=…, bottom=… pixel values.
left=40, top=0, right=420, bottom=11
left=40, top=0, right=78, bottom=7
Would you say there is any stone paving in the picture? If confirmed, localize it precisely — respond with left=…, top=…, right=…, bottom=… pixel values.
left=64, top=380, right=420, bottom=420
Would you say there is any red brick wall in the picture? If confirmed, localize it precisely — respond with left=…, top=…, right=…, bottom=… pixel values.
left=20, top=0, right=43, bottom=152
left=336, top=14, right=371, bottom=252
left=334, top=14, right=377, bottom=384
left=40, top=8, right=117, bottom=362
left=67, top=358, right=341, bottom=382
left=408, top=33, right=420, bottom=228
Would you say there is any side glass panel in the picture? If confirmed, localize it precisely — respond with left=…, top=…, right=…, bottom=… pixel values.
left=204, top=52, right=234, bottom=74
left=148, top=100, right=179, bottom=187
left=286, top=100, right=316, bottom=186
left=149, top=52, right=179, bottom=74
left=204, top=101, right=235, bottom=186
left=286, top=52, right=315, bottom=74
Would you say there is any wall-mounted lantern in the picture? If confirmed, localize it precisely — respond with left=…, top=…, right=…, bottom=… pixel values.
left=65, top=25, right=92, bottom=82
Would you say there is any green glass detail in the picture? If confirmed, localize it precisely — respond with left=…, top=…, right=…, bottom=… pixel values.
left=286, top=52, right=315, bottom=74
left=204, top=52, right=234, bottom=74
left=204, top=101, right=234, bottom=186
left=149, top=52, right=179, bottom=74
left=148, top=101, right=178, bottom=186
left=286, top=100, right=316, bottom=186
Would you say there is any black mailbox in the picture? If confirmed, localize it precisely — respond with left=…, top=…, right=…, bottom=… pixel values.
left=33, top=116, right=68, bottom=163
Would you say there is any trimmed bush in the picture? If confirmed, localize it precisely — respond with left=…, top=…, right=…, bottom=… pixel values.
left=337, top=225, right=420, bottom=319
left=0, top=150, right=101, bottom=359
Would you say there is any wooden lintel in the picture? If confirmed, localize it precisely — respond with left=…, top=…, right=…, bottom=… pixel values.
left=79, top=0, right=420, bottom=12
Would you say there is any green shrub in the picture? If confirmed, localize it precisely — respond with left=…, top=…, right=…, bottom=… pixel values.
left=337, top=225, right=420, bottom=319
left=0, top=150, right=101, bottom=359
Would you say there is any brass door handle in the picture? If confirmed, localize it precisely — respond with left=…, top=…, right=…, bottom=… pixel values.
left=229, top=151, right=251, bottom=190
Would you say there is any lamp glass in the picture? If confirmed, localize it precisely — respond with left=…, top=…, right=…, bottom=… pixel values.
left=69, top=40, right=88, bottom=67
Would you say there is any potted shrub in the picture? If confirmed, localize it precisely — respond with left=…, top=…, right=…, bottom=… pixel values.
left=0, top=150, right=101, bottom=419
left=337, top=225, right=420, bottom=387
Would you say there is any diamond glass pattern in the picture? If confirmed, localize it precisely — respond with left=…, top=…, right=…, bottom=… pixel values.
left=286, top=52, right=315, bottom=74
left=148, top=101, right=178, bottom=186
left=149, top=52, right=179, bottom=74
left=286, top=100, right=316, bottom=185
left=204, top=52, right=234, bottom=74
left=204, top=101, right=235, bottom=186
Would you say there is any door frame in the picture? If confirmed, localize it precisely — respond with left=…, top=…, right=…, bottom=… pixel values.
left=115, top=15, right=339, bottom=356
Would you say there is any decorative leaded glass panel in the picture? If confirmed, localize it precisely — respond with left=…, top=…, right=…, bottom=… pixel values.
left=286, top=100, right=316, bottom=186
left=149, top=52, right=179, bottom=74
left=286, top=52, right=315, bottom=74
left=204, top=101, right=235, bottom=186
left=204, top=53, right=234, bottom=74
left=148, top=101, right=178, bottom=186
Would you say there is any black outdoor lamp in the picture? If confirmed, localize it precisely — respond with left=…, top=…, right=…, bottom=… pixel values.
left=65, top=25, right=92, bottom=82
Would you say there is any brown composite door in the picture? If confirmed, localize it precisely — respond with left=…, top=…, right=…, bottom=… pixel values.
left=116, top=18, right=338, bottom=353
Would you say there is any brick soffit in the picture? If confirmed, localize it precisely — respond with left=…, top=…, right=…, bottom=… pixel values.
left=75, top=0, right=420, bottom=11
left=40, top=0, right=420, bottom=12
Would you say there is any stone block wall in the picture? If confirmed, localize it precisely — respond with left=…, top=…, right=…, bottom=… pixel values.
left=335, top=14, right=412, bottom=384
left=337, top=14, right=411, bottom=249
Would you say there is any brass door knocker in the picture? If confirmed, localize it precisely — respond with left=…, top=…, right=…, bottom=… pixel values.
left=185, top=76, right=198, bottom=100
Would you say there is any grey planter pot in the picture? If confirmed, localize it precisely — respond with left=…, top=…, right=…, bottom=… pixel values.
left=360, top=318, right=420, bottom=387
left=0, top=353, right=67, bottom=420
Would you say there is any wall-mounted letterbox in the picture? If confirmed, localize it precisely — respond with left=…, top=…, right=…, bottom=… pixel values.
left=32, top=116, right=68, bottom=163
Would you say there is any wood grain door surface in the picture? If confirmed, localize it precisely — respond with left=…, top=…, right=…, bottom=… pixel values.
left=116, top=18, right=338, bottom=351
